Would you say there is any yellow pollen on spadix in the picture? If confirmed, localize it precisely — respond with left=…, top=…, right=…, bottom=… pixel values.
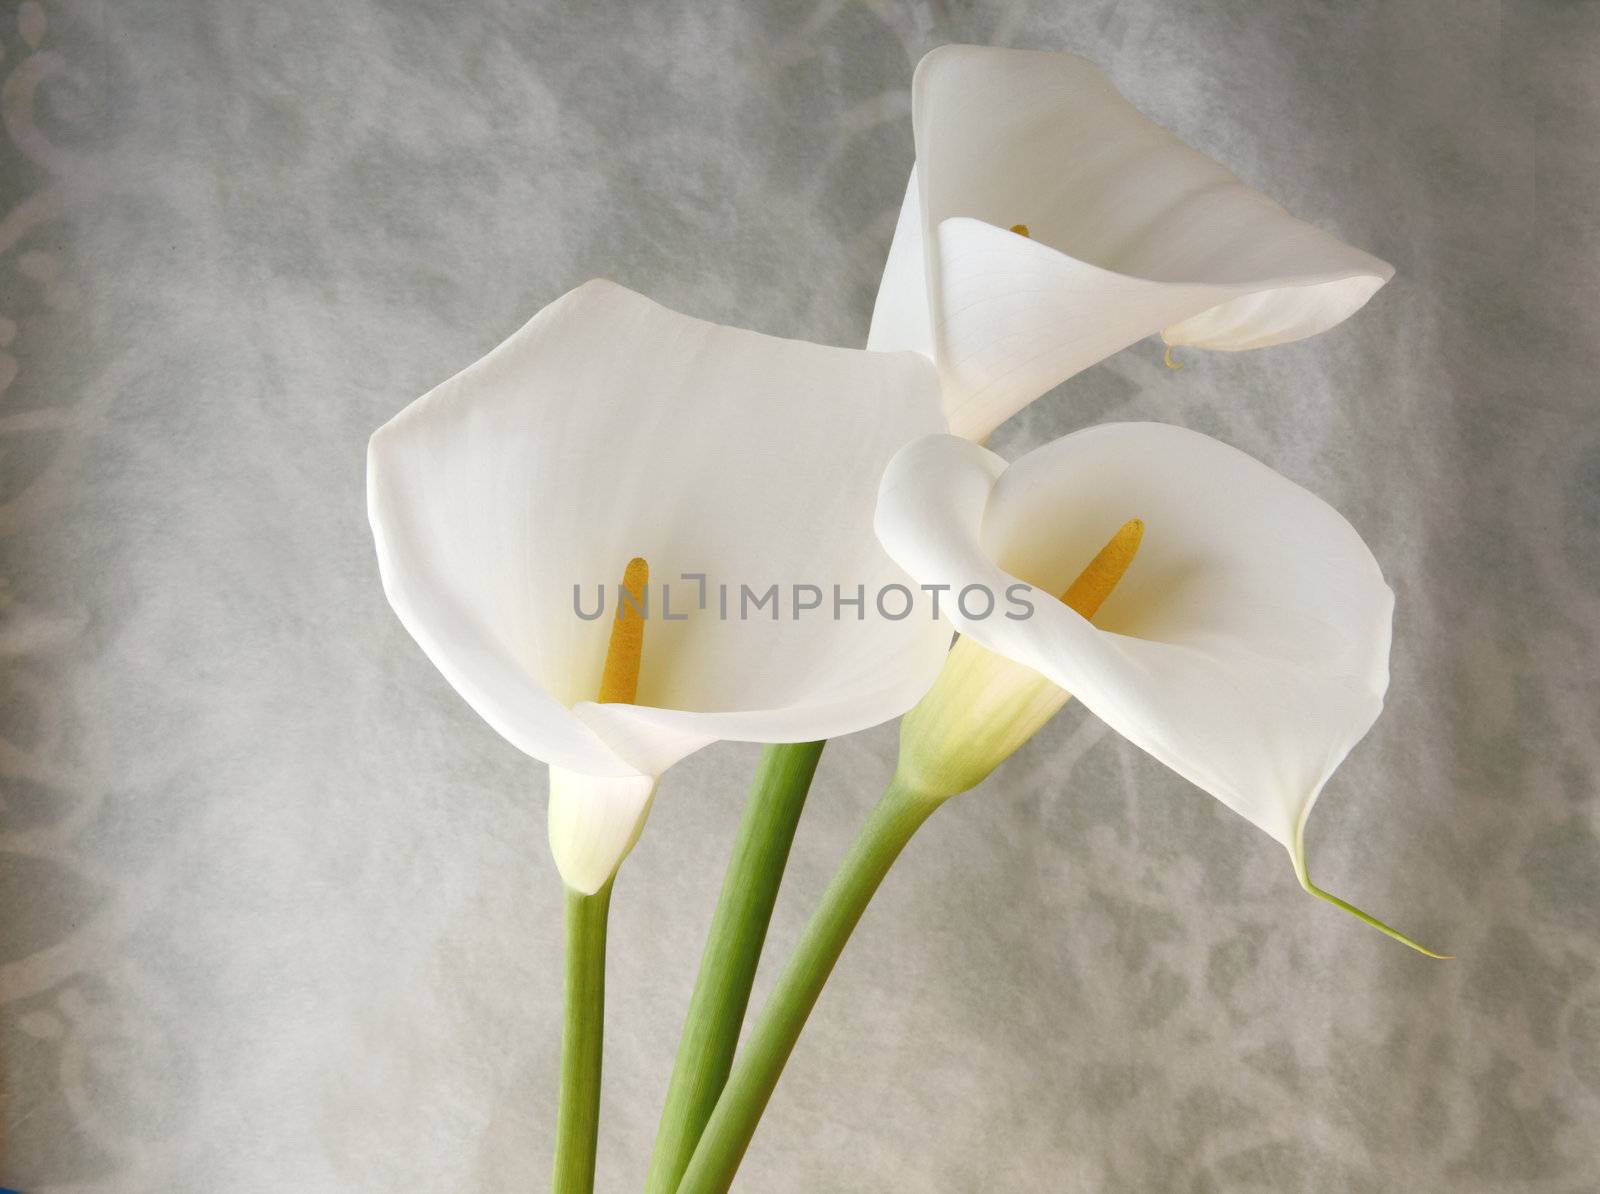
left=1061, top=519, right=1144, bottom=619
left=1010, top=223, right=1030, bottom=237
left=893, top=518, right=1149, bottom=801
left=598, top=557, right=649, bottom=704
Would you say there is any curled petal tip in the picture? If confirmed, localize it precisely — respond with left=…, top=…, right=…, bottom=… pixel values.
left=1294, top=859, right=1453, bottom=959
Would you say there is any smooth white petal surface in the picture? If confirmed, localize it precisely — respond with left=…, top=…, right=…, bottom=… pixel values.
left=869, top=46, right=1394, bottom=440
left=369, top=280, right=950, bottom=785
left=548, top=768, right=658, bottom=895
left=875, top=424, right=1393, bottom=862
left=866, top=166, right=935, bottom=361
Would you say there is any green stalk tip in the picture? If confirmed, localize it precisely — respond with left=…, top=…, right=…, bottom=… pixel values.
left=1293, top=853, right=1453, bottom=960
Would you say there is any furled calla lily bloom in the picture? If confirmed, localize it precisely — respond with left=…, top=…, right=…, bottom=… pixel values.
left=875, top=423, right=1443, bottom=954
left=868, top=46, right=1395, bottom=441
left=368, top=280, right=950, bottom=894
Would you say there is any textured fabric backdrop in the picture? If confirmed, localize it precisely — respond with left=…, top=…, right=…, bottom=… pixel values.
left=2, top=2, right=1596, bottom=1191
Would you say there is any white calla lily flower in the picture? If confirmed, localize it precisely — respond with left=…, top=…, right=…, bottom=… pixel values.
left=369, top=280, right=950, bottom=894
left=875, top=423, right=1445, bottom=955
left=869, top=45, right=1395, bottom=441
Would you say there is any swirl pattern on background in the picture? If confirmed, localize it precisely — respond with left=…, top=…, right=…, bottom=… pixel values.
left=1, top=1, right=1597, bottom=1191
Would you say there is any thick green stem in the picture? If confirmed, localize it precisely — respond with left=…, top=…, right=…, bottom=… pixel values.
left=644, top=741, right=826, bottom=1194
left=551, top=879, right=613, bottom=1194
left=675, top=777, right=944, bottom=1194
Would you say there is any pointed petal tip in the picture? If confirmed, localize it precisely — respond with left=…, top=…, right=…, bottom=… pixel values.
left=1294, top=863, right=1453, bottom=959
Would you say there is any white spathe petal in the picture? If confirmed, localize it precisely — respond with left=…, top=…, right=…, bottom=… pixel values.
left=929, top=220, right=1225, bottom=441
left=871, top=45, right=1393, bottom=440
left=866, top=166, right=935, bottom=360
left=875, top=424, right=1392, bottom=855
left=368, top=435, right=633, bottom=778
left=548, top=767, right=658, bottom=895
left=369, top=279, right=950, bottom=782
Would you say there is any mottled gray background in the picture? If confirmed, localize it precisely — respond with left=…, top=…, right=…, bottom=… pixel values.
left=1, top=1, right=1596, bottom=1191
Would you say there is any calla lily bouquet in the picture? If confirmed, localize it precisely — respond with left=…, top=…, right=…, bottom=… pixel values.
left=368, top=46, right=1445, bottom=1194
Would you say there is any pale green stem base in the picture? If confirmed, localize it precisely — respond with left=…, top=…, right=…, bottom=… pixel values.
left=551, top=879, right=613, bottom=1194
left=644, top=742, right=826, bottom=1194
left=675, top=777, right=943, bottom=1194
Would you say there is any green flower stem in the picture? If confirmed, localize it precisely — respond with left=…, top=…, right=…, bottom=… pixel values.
left=675, top=775, right=945, bottom=1194
left=644, top=741, right=826, bottom=1194
left=551, top=878, right=613, bottom=1194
